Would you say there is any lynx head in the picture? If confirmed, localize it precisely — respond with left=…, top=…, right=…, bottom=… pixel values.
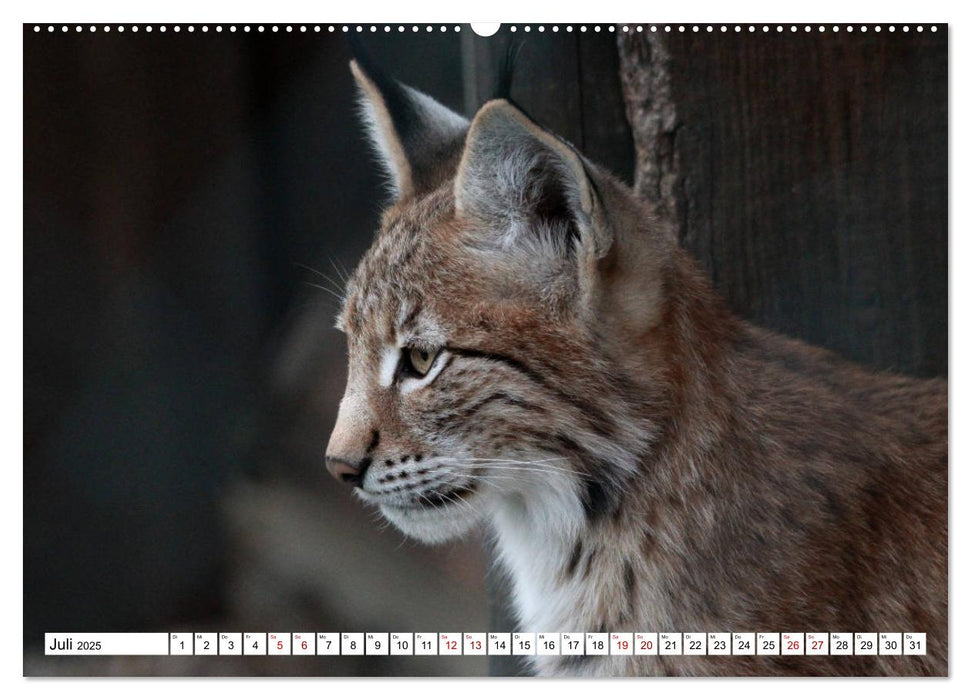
left=325, top=55, right=673, bottom=544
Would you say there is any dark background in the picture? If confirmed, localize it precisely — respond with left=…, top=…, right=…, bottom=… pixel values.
left=23, top=24, right=946, bottom=676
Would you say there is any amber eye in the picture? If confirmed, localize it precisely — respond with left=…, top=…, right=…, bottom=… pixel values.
left=405, top=347, right=439, bottom=377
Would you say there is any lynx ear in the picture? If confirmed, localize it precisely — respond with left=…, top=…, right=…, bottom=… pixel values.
left=350, top=58, right=469, bottom=200
left=454, top=100, right=613, bottom=273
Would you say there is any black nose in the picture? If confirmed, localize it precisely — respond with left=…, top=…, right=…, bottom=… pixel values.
left=325, top=456, right=371, bottom=486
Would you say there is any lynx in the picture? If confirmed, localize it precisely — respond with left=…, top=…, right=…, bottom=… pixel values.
left=324, top=52, right=947, bottom=676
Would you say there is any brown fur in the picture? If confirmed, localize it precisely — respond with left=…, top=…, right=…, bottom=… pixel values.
left=328, top=66, right=947, bottom=676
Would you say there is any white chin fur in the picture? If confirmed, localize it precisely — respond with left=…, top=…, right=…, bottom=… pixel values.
left=379, top=497, right=485, bottom=544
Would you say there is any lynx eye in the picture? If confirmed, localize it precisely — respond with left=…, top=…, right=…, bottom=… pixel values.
left=404, top=346, right=439, bottom=378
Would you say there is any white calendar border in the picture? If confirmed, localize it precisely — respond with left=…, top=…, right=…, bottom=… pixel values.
left=8, top=2, right=967, bottom=700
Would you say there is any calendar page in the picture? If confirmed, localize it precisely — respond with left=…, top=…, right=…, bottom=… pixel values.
left=23, top=11, right=948, bottom=680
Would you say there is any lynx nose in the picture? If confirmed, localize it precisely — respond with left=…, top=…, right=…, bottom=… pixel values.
left=325, top=455, right=371, bottom=486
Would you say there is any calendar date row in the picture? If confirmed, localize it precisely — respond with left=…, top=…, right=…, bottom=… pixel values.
left=46, top=632, right=926, bottom=656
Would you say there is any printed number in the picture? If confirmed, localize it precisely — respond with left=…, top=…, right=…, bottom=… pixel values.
left=374, top=641, right=381, bottom=650
left=446, top=641, right=458, bottom=651
left=518, top=640, right=531, bottom=651
left=421, top=640, right=432, bottom=650
left=738, top=641, right=751, bottom=650
left=301, top=641, right=308, bottom=651
left=252, top=641, right=259, bottom=650
left=909, top=640, right=922, bottom=650
left=787, top=640, right=799, bottom=651
left=616, top=640, right=629, bottom=650
left=762, top=640, right=775, bottom=650
left=689, top=641, right=702, bottom=650
left=592, top=640, right=604, bottom=650
left=859, top=640, right=873, bottom=650
left=812, top=641, right=823, bottom=650
left=543, top=640, right=554, bottom=650
left=227, top=640, right=235, bottom=650
left=470, top=640, right=482, bottom=650
left=277, top=641, right=284, bottom=650
left=78, top=641, right=101, bottom=651
left=566, top=640, right=577, bottom=650
left=641, top=640, right=655, bottom=651
left=664, top=641, right=674, bottom=650
left=349, top=641, right=357, bottom=650
left=836, top=641, right=848, bottom=650
left=497, top=641, right=507, bottom=650
left=884, top=640, right=897, bottom=650
left=179, top=641, right=185, bottom=650
left=325, top=640, right=332, bottom=649
left=203, top=641, right=210, bottom=650
left=397, top=640, right=409, bottom=650
left=712, top=641, right=726, bottom=651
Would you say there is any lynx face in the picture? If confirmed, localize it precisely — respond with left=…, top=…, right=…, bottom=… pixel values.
left=325, top=58, right=656, bottom=544
left=330, top=194, right=573, bottom=543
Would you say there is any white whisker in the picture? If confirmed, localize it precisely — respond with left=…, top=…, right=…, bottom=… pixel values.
left=444, top=461, right=585, bottom=477
left=328, top=257, right=351, bottom=286
left=302, top=280, right=345, bottom=303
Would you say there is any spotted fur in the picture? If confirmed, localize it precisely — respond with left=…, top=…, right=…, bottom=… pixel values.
left=325, top=59, right=947, bottom=676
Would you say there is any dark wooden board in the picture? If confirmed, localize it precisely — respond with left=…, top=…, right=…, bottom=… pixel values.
left=620, top=29, right=947, bottom=378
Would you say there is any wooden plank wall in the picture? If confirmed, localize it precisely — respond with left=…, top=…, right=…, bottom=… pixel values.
left=619, top=29, right=948, bottom=379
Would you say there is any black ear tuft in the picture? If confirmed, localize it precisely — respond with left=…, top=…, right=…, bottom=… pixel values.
left=492, top=41, right=522, bottom=102
left=347, top=34, right=384, bottom=86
